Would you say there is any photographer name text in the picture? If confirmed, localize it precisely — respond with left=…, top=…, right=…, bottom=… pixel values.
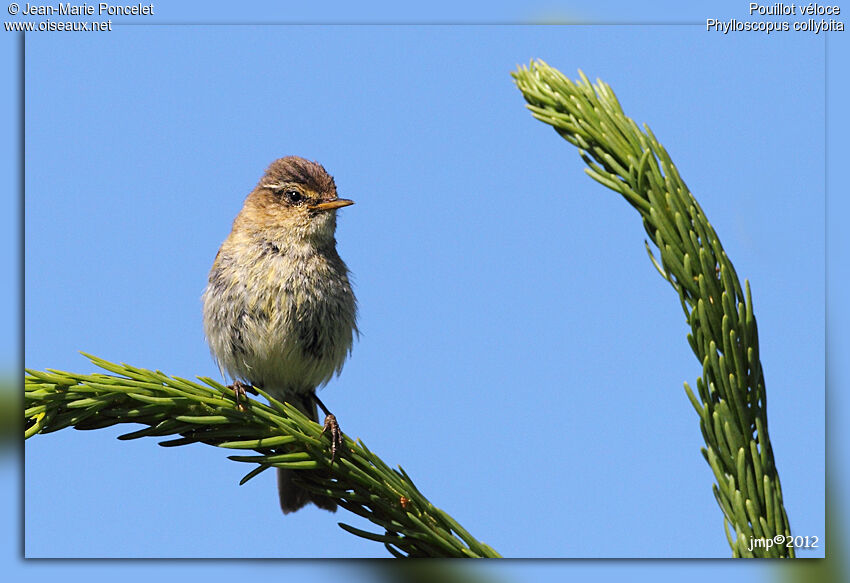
left=19, top=2, right=153, bottom=16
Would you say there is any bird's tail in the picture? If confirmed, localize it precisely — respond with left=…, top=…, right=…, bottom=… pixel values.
left=277, top=392, right=338, bottom=514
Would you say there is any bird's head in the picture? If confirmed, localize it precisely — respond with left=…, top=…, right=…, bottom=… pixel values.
left=237, top=156, right=354, bottom=242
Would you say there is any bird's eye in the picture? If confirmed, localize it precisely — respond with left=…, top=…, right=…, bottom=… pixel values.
left=283, top=189, right=304, bottom=205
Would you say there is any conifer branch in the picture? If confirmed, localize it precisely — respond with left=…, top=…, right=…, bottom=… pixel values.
left=25, top=353, right=500, bottom=558
left=512, top=59, right=793, bottom=557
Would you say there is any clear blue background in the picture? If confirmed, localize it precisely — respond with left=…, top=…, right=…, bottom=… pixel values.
left=6, top=0, right=843, bottom=580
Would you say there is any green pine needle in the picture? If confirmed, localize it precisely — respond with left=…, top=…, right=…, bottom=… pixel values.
left=512, top=59, right=793, bottom=558
left=25, top=353, right=500, bottom=559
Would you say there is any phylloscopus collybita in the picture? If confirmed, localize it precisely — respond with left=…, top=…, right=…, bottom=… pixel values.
left=202, top=156, right=358, bottom=514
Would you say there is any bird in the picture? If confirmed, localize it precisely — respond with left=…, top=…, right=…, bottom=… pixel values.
left=202, top=156, right=357, bottom=514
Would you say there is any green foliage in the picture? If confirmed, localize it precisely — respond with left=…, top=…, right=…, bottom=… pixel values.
left=25, top=60, right=797, bottom=559
left=512, top=60, right=793, bottom=557
left=25, top=353, right=500, bottom=558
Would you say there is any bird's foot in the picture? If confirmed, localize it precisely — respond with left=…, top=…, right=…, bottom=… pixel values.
left=321, top=413, right=344, bottom=464
left=229, top=380, right=257, bottom=411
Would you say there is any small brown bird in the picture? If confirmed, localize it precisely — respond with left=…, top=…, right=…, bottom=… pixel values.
left=202, top=156, right=357, bottom=514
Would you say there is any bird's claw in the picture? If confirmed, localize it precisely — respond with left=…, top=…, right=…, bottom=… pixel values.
left=230, top=380, right=257, bottom=411
left=321, top=413, right=343, bottom=464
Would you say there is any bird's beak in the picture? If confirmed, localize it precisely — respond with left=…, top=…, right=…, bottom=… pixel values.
left=311, top=198, right=355, bottom=211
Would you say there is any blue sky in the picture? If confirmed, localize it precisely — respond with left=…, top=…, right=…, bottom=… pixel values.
left=7, top=0, right=845, bottom=580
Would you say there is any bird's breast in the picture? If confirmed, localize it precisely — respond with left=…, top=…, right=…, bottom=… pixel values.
left=203, top=238, right=357, bottom=395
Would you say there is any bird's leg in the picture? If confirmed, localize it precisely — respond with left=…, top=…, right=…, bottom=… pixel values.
left=312, top=393, right=343, bottom=464
left=229, top=380, right=257, bottom=411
